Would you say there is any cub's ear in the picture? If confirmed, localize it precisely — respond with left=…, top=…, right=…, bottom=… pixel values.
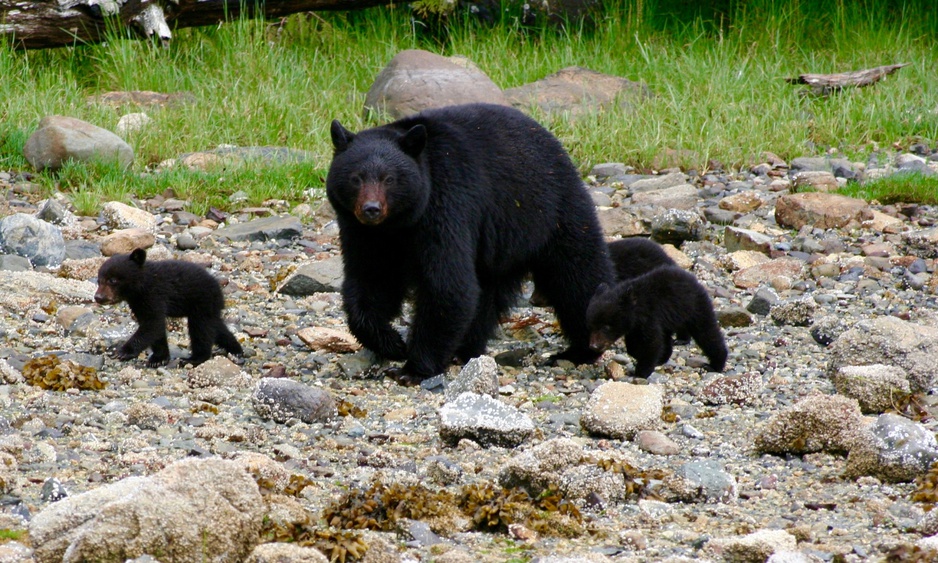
left=129, top=248, right=147, bottom=266
left=399, top=124, right=427, bottom=158
left=594, top=282, right=611, bottom=296
left=330, top=120, right=355, bottom=153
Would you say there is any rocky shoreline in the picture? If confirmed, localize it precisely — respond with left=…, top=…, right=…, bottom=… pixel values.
left=1, top=145, right=938, bottom=563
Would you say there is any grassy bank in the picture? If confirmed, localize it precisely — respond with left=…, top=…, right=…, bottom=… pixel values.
left=1, top=0, right=936, bottom=214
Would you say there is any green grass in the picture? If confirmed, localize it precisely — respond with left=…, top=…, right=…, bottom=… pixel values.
left=840, top=172, right=938, bottom=205
left=1, top=0, right=937, bottom=215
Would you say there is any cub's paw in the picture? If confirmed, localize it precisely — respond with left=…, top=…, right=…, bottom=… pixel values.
left=115, top=346, right=139, bottom=362
left=146, top=353, right=170, bottom=367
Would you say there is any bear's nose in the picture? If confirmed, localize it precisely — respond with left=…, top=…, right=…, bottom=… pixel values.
left=361, top=202, right=383, bottom=221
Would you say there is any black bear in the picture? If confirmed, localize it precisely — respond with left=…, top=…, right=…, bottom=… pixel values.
left=530, top=237, right=678, bottom=306
left=94, top=248, right=243, bottom=367
left=326, top=103, right=613, bottom=383
left=586, top=265, right=727, bottom=378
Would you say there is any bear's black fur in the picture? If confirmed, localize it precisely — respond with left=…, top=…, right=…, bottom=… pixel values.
left=326, top=103, right=613, bottom=381
left=530, top=237, right=678, bottom=307
left=586, top=265, right=727, bottom=378
left=94, top=248, right=243, bottom=367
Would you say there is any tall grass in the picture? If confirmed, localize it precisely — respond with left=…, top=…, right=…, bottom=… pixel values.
left=1, top=0, right=936, bottom=214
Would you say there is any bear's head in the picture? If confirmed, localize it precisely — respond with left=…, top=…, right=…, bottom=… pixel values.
left=586, top=281, right=636, bottom=352
left=326, top=120, right=430, bottom=227
left=94, top=248, right=148, bottom=305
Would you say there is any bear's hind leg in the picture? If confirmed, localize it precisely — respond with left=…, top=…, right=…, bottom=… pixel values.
left=455, top=280, right=522, bottom=363
left=186, top=315, right=215, bottom=366
left=691, top=321, right=728, bottom=372
left=533, top=246, right=612, bottom=365
left=215, top=319, right=244, bottom=356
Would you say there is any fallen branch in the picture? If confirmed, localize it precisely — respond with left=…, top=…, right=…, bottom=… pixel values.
left=785, top=63, right=911, bottom=96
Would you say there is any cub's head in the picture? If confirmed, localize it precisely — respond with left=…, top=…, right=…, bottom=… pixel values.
left=326, top=120, right=429, bottom=227
left=94, top=248, right=148, bottom=305
left=586, top=282, right=634, bottom=353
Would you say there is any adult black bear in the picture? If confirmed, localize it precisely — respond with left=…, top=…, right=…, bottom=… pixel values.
left=326, top=103, right=613, bottom=382
left=586, top=266, right=727, bottom=378
left=94, top=248, right=243, bottom=367
left=530, top=237, right=678, bottom=306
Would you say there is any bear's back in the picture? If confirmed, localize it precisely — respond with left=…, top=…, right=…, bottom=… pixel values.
left=144, top=260, right=224, bottom=317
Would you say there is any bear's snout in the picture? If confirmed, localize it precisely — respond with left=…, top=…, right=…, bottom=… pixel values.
left=354, top=182, right=388, bottom=225
left=589, top=332, right=612, bottom=352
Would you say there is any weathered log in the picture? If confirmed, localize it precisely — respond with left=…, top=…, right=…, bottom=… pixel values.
left=785, top=63, right=910, bottom=96
left=0, top=0, right=395, bottom=49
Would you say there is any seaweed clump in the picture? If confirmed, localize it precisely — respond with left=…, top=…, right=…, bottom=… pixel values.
left=322, top=481, right=455, bottom=531
left=911, top=460, right=938, bottom=511
left=321, top=478, right=585, bottom=539
left=259, top=517, right=368, bottom=563
left=22, top=355, right=106, bottom=391
left=592, top=456, right=670, bottom=502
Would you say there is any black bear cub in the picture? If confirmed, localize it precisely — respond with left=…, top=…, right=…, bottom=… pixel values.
left=530, top=237, right=678, bottom=307
left=326, top=103, right=613, bottom=383
left=94, top=248, right=243, bottom=367
left=586, top=266, right=727, bottom=379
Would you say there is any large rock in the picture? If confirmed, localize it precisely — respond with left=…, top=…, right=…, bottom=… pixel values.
left=29, top=457, right=264, bottom=563
left=504, top=66, right=649, bottom=116
left=438, top=392, right=534, bottom=447
left=0, top=213, right=66, bottom=267
left=827, top=316, right=938, bottom=393
left=364, top=50, right=508, bottom=119
left=580, top=382, right=663, bottom=439
left=732, top=257, right=805, bottom=290
left=753, top=393, right=864, bottom=455
left=23, top=115, right=133, bottom=172
left=845, top=413, right=938, bottom=482
left=774, top=192, right=869, bottom=230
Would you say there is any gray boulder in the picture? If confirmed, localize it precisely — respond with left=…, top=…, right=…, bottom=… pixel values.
left=23, top=115, right=133, bottom=171
left=364, top=50, right=508, bottom=119
left=0, top=213, right=65, bottom=267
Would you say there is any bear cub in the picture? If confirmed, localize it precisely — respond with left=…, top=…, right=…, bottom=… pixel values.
left=327, top=103, right=613, bottom=382
left=586, top=266, right=727, bottom=378
left=94, top=248, right=243, bottom=367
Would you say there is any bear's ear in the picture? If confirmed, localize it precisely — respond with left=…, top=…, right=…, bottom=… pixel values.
left=129, top=248, right=147, bottom=266
left=330, top=120, right=355, bottom=153
left=398, top=124, right=427, bottom=158
left=594, top=282, right=611, bottom=296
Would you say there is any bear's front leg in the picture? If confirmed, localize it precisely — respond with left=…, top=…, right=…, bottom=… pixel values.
left=117, top=314, right=167, bottom=362
left=342, top=275, right=407, bottom=361
left=402, top=264, right=480, bottom=381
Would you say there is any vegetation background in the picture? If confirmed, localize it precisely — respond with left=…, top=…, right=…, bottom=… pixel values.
left=1, top=0, right=936, bottom=215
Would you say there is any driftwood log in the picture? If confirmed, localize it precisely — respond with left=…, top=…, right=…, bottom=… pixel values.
left=786, top=63, right=910, bottom=96
left=1, top=0, right=600, bottom=49
left=0, top=0, right=395, bottom=49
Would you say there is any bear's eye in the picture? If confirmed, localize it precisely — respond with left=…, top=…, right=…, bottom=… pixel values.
left=108, top=277, right=120, bottom=285
left=350, top=174, right=362, bottom=186
left=383, top=175, right=396, bottom=186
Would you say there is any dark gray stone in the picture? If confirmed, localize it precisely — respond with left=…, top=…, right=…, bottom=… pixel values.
left=277, top=256, right=344, bottom=295
left=747, top=286, right=780, bottom=316
left=0, top=254, right=32, bottom=272
left=64, top=240, right=101, bottom=260
left=251, top=378, right=337, bottom=424
left=675, top=459, right=738, bottom=503
left=215, top=215, right=303, bottom=242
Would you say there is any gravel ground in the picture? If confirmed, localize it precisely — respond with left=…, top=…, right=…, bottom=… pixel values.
left=0, top=157, right=938, bottom=563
